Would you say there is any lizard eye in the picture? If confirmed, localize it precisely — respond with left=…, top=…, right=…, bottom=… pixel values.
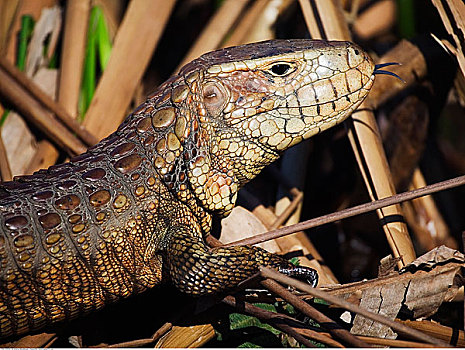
left=268, top=63, right=294, bottom=76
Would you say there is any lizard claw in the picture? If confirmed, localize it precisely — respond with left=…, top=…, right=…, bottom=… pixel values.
left=278, top=265, right=319, bottom=287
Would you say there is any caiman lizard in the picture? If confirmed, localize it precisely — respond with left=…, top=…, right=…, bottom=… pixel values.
left=0, top=39, right=383, bottom=338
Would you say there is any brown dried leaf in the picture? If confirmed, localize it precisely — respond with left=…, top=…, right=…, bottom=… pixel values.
left=378, top=254, right=401, bottom=277
left=351, top=280, right=408, bottom=339
left=402, top=245, right=465, bottom=269
left=341, top=247, right=464, bottom=338
left=25, top=6, right=62, bottom=77
left=220, top=206, right=281, bottom=253
left=1, top=111, right=37, bottom=176
left=403, top=264, right=460, bottom=318
left=2, top=67, right=59, bottom=177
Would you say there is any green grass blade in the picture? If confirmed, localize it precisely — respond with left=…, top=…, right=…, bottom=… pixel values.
left=17, top=15, right=34, bottom=72
left=95, top=6, right=112, bottom=70
left=79, top=6, right=99, bottom=120
left=2, top=15, right=34, bottom=127
left=397, top=0, right=415, bottom=39
left=0, top=110, right=10, bottom=128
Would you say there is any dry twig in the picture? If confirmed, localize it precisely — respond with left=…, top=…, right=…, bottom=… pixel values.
left=226, top=174, right=465, bottom=247
left=260, top=267, right=450, bottom=347
left=0, top=56, right=97, bottom=146
left=261, top=278, right=369, bottom=347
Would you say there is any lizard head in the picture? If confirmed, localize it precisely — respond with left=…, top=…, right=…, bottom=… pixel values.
left=198, top=40, right=375, bottom=155
left=171, top=40, right=377, bottom=215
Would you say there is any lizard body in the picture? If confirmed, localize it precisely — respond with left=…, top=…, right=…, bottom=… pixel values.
left=0, top=39, right=375, bottom=338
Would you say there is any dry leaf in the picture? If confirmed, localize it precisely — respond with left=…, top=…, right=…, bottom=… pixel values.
left=1, top=111, right=36, bottom=176
left=401, top=245, right=465, bottom=270
left=430, top=0, right=465, bottom=80
left=220, top=206, right=281, bottom=253
left=338, top=246, right=465, bottom=338
left=351, top=280, right=408, bottom=339
left=378, top=254, right=401, bottom=277
left=26, top=6, right=62, bottom=77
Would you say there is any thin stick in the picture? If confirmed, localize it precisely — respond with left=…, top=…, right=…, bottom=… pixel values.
left=269, top=188, right=303, bottom=230
left=297, top=0, right=321, bottom=38
left=291, top=328, right=345, bottom=348
left=43, top=335, right=58, bottom=348
left=222, top=295, right=316, bottom=347
left=275, top=323, right=317, bottom=347
left=0, top=67, right=87, bottom=156
left=226, top=174, right=465, bottom=247
left=0, top=57, right=98, bottom=146
left=261, top=278, right=369, bottom=347
left=149, top=322, right=173, bottom=342
left=358, top=335, right=436, bottom=348
left=260, top=267, right=451, bottom=347
left=175, top=0, right=249, bottom=70
left=58, top=0, right=91, bottom=119
left=397, top=319, right=465, bottom=347
left=223, top=0, right=269, bottom=47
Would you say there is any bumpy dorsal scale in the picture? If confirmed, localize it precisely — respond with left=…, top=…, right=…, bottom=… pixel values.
left=0, top=39, right=375, bottom=338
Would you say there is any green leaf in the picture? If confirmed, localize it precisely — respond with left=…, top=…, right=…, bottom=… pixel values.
left=79, top=5, right=113, bottom=120
left=229, top=303, right=280, bottom=336
left=253, top=303, right=277, bottom=313
left=397, top=0, right=415, bottom=39
left=313, top=298, right=329, bottom=305
left=289, top=257, right=300, bottom=266
left=238, top=341, right=262, bottom=348
left=17, top=15, right=34, bottom=72
left=0, top=110, right=10, bottom=128
left=47, top=51, right=58, bottom=69
left=229, top=313, right=280, bottom=335
left=79, top=6, right=99, bottom=119
left=95, top=6, right=112, bottom=70
left=282, top=302, right=296, bottom=315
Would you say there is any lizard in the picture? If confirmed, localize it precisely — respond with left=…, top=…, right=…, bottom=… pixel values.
left=0, top=39, right=381, bottom=338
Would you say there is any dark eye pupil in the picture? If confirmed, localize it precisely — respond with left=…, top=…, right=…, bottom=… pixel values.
left=270, top=64, right=291, bottom=76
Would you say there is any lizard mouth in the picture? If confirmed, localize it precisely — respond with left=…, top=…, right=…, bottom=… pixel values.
left=247, top=63, right=403, bottom=155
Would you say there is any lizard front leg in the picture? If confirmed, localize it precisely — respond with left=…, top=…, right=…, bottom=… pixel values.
left=165, top=227, right=318, bottom=295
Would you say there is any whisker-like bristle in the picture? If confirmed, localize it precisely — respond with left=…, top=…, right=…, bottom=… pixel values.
left=375, top=62, right=401, bottom=70
left=374, top=69, right=405, bottom=83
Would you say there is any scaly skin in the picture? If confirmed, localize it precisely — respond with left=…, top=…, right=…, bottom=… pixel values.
left=0, top=39, right=375, bottom=338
